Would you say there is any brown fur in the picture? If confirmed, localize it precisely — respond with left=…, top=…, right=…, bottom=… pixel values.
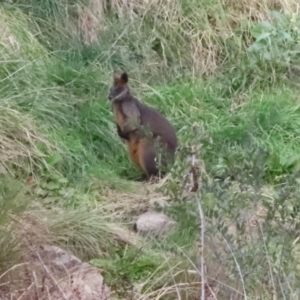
left=127, top=137, right=142, bottom=170
left=108, top=71, right=178, bottom=179
left=124, top=134, right=153, bottom=175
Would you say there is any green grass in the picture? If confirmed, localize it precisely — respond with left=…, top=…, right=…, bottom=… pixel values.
left=1, top=0, right=300, bottom=299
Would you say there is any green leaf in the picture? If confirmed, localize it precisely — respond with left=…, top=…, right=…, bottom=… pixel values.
left=255, top=32, right=271, bottom=42
left=282, top=32, right=293, bottom=42
left=247, top=43, right=263, bottom=53
left=203, top=193, right=216, bottom=210
left=42, top=181, right=60, bottom=191
left=260, top=21, right=273, bottom=30
left=263, top=52, right=272, bottom=60
left=58, top=177, right=68, bottom=184
left=45, top=154, right=62, bottom=166
left=270, top=11, right=284, bottom=21
left=33, top=187, right=48, bottom=197
left=250, top=25, right=264, bottom=38
left=90, top=259, right=114, bottom=269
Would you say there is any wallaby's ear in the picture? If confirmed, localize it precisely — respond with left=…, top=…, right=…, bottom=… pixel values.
left=120, top=72, right=128, bottom=84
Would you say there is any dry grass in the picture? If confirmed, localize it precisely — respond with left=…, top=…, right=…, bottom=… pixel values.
left=0, top=7, right=47, bottom=59
left=77, top=2, right=107, bottom=44
left=74, top=0, right=299, bottom=76
left=99, top=177, right=171, bottom=218
left=0, top=107, right=56, bottom=177
left=226, top=0, right=297, bottom=17
left=0, top=200, right=144, bottom=299
left=16, top=205, right=142, bottom=257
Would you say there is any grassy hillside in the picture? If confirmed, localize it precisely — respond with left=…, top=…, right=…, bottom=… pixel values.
left=1, top=0, right=300, bottom=298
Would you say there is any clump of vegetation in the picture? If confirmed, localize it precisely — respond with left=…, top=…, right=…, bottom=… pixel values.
left=248, top=11, right=300, bottom=79
left=1, top=0, right=300, bottom=298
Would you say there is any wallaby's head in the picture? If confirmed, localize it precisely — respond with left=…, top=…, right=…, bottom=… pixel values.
left=108, top=72, right=130, bottom=102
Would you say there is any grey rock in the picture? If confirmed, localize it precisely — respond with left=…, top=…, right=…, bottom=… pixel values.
left=135, top=210, right=177, bottom=237
left=6, top=245, right=111, bottom=300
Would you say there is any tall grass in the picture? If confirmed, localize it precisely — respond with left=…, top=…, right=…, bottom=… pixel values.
left=2, top=0, right=300, bottom=181
left=0, top=4, right=136, bottom=183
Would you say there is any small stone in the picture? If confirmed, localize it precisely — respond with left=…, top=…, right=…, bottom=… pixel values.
left=135, top=210, right=177, bottom=237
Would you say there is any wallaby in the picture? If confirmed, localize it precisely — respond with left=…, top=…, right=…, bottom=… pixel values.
left=108, top=72, right=178, bottom=179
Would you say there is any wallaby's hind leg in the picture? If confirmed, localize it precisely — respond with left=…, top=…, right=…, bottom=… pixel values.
left=127, top=137, right=159, bottom=182
left=128, top=139, right=143, bottom=171
left=138, top=139, right=159, bottom=179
